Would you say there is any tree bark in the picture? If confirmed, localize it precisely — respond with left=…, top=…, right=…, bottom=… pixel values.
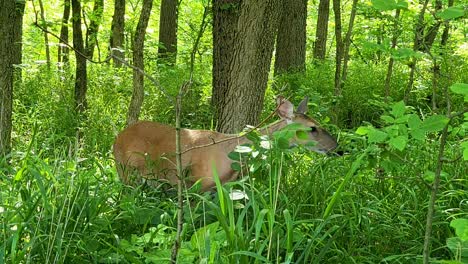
left=332, top=0, right=343, bottom=95
left=158, top=0, right=178, bottom=64
left=212, top=0, right=282, bottom=133
left=72, top=0, right=88, bottom=113
left=85, top=0, right=104, bottom=60
left=313, top=0, right=330, bottom=60
left=405, top=0, right=430, bottom=103
left=12, top=1, right=26, bottom=81
left=0, top=0, right=16, bottom=157
left=340, top=0, right=358, bottom=88
left=126, top=0, right=153, bottom=126
left=274, top=0, right=307, bottom=75
left=110, top=0, right=125, bottom=67
left=58, top=0, right=71, bottom=67
left=384, top=8, right=401, bottom=100
left=420, top=0, right=442, bottom=52
left=38, top=0, right=51, bottom=68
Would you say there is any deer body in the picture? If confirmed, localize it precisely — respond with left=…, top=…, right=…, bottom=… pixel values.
left=113, top=96, right=338, bottom=191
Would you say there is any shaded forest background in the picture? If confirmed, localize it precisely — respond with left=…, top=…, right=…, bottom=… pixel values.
left=0, top=0, right=467, bottom=263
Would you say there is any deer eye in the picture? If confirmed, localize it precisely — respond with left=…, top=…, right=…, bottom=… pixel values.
left=310, top=126, right=317, bottom=132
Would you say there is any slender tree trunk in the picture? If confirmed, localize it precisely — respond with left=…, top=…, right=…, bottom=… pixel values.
left=72, top=0, right=88, bottom=113
left=110, top=0, right=125, bottom=67
left=38, top=0, right=51, bottom=68
left=58, top=0, right=71, bottom=68
left=12, top=1, right=26, bottom=81
left=0, top=0, right=17, bottom=157
left=384, top=8, right=401, bottom=100
left=340, top=0, right=358, bottom=88
left=405, top=0, right=430, bottom=103
left=85, top=0, right=104, bottom=60
left=126, top=0, right=153, bottom=126
left=274, top=0, right=307, bottom=75
left=313, top=0, right=330, bottom=60
left=421, top=0, right=442, bottom=52
left=212, top=0, right=282, bottom=133
left=158, top=0, right=178, bottom=64
left=332, top=0, right=343, bottom=95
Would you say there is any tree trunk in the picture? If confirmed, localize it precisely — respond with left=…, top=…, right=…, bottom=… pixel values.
left=0, top=0, right=16, bottom=157
left=126, top=0, right=153, bottom=126
left=72, top=0, right=88, bottom=113
left=332, top=0, right=343, bottom=95
left=158, top=0, right=178, bottom=64
left=274, top=0, right=307, bottom=75
left=313, top=0, right=330, bottom=60
left=340, top=0, right=358, bottom=88
left=12, top=1, right=26, bottom=81
left=85, top=0, right=104, bottom=60
left=212, top=0, right=282, bottom=133
left=58, top=0, right=71, bottom=68
left=420, top=0, right=442, bottom=52
left=384, top=8, right=401, bottom=100
left=405, top=0, right=430, bottom=103
left=38, top=0, right=51, bottom=68
left=110, top=0, right=125, bottom=67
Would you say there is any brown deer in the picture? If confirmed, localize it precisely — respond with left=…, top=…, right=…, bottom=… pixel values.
left=113, top=96, right=338, bottom=191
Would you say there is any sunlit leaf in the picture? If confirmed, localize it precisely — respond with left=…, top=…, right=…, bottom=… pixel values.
left=368, top=128, right=388, bottom=143
left=451, top=218, right=468, bottom=241
left=391, top=101, right=406, bottom=118
left=437, top=6, right=465, bottom=20
left=420, top=115, right=449, bottom=133
left=450, top=83, right=468, bottom=101
left=389, top=135, right=407, bottom=151
left=372, top=0, right=398, bottom=11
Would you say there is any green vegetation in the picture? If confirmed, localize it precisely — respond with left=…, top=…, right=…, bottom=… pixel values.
left=1, top=0, right=467, bottom=263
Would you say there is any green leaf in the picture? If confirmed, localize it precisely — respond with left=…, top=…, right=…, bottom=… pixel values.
left=450, top=219, right=468, bottom=241
left=410, top=128, right=426, bottom=141
left=396, top=0, right=408, bottom=9
left=391, top=48, right=421, bottom=60
left=420, top=115, right=449, bottom=133
left=461, top=141, right=468, bottom=161
left=296, top=130, right=309, bottom=140
left=437, top=6, right=465, bottom=20
left=277, top=137, right=290, bottom=149
left=450, top=83, right=468, bottom=101
left=228, top=151, right=241, bottom=161
left=372, top=0, right=398, bottom=11
left=381, top=115, right=395, bottom=123
left=408, top=114, right=422, bottom=129
left=368, top=128, right=388, bottom=143
left=391, top=101, right=406, bottom=118
left=356, top=126, right=370, bottom=135
left=389, top=135, right=407, bottom=151
left=231, top=162, right=241, bottom=171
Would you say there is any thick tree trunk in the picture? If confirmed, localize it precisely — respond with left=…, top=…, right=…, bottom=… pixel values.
left=85, top=0, right=104, bottom=60
left=58, top=0, right=71, bottom=67
left=384, top=8, right=401, bottom=100
left=332, top=0, right=343, bottom=95
left=158, top=0, right=178, bottom=64
left=72, top=0, right=88, bottom=113
left=340, top=0, right=358, bottom=88
left=313, top=0, right=330, bottom=60
left=126, top=0, right=153, bottom=126
left=0, top=0, right=16, bottom=157
left=212, top=0, right=282, bottom=133
left=110, top=0, right=125, bottom=67
left=274, top=0, right=307, bottom=75
left=12, top=1, right=26, bottom=80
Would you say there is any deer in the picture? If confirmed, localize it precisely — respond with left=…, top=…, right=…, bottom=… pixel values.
left=113, top=96, right=338, bottom=192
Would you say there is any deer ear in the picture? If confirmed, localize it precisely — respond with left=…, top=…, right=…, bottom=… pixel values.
left=296, top=96, right=309, bottom=114
left=276, top=96, right=294, bottom=120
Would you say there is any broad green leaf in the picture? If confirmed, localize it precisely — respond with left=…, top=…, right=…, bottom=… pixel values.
left=450, top=83, right=468, bottom=101
left=228, top=151, right=241, bottom=161
left=410, top=128, right=426, bottom=141
left=451, top=218, right=468, bottom=241
left=380, top=115, right=395, bottom=123
left=408, top=114, right=422, bottom=129
left=420, top=115, right=449, bottom=133
left=391, top=101, right=406, bottom=118
left=368, top=128, right=388, bottom=143
left=462, top=141, right=468, bottom=161
left=277, top=137, right=290, bottom=149
left=372, top=0, right=397, bottom=11
left=437, top=6, right=465, bottom=20
left=296, top=130, right=309, bottom=140
left=389, top=135, right=407, bottom=151
left=446, top=237, right=468, bottom=260
left=231, top=162, right=241, bottom=171
left=391, top=48, right=421, bottom=60
left=356, top=126, right=370, bottom=135
left=396, top=0, right=408, bottom=9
